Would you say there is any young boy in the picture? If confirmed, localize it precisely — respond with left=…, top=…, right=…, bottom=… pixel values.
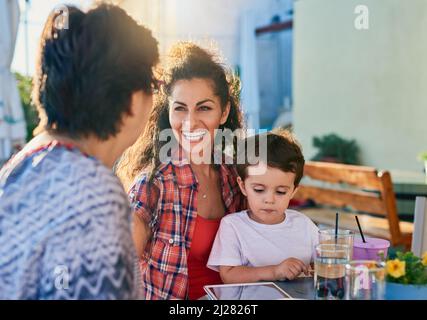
left=207, top=130, right=319, bottom=283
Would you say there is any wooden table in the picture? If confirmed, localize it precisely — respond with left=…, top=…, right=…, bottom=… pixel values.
left=275, top=277, right=315, bottom=299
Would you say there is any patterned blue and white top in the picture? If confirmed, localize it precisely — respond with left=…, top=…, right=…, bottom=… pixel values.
left=0, top=141, right=139, bottom=299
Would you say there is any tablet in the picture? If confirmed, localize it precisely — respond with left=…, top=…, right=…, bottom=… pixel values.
left=204, top=282, right=293, bottom=300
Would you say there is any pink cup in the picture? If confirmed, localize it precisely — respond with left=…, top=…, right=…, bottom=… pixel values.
left=352, top=236, right=390, bottom=261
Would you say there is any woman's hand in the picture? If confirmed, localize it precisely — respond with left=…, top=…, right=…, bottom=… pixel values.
left=273, top=258, right=309, bottom=281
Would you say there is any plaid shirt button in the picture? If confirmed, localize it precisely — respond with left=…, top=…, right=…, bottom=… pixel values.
left=168, top=239, right=174, bottom=245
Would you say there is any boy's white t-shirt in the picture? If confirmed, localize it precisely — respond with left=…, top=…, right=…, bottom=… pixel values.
left=207, top=209, right=319, bottom=271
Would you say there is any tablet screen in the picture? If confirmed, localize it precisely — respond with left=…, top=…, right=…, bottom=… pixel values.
left=204, top=282, right=292, bottom=300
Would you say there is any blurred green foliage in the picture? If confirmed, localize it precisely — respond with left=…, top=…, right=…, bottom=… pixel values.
left=418, top=151, right=427, bottom=162
left=312, top=133, right=360, bottom=165
left=15, top=72, right=38, bottom=141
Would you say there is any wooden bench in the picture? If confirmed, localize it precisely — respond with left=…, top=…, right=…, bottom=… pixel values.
left=294, top=161, right=413, bottom=249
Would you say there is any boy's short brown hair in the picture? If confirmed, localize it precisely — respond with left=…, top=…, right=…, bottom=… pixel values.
left=236, top=129, right=305, bottom=187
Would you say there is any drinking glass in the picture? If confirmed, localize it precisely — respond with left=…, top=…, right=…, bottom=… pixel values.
left=314, top=244, right=351, bottom=300
left=318, top=229, right=354, bottom=258
left=345, top=260, right=386, bottom=300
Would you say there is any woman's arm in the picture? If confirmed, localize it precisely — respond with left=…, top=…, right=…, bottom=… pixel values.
left=128, top=177, right=159, bottom=260
left=132, top=213, right=152, bottom=259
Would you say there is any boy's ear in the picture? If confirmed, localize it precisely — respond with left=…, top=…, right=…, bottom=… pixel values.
left=237, top=176, right=247, bottom=197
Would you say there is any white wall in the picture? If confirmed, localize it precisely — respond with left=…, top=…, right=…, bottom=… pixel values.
left=257, top=29, right=293, bottom=127
left=293, top=0, right=427, bottom=171
left=114, top=0, right=294, bottom=68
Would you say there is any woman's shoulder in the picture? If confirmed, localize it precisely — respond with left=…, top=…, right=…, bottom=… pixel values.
left=58, top=148, right=126, bottom=197
left=128, top=162, right=179, bottom=206
left=1, top=144, right=130, bottom=227
left=129, top=162, right=175, bottom=190
left=128, top=170, right=157, bottom=202
left=2, top=143, right=111, bottom=188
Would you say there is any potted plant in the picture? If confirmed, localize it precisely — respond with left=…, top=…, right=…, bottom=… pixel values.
left=311, top=133, right=360, bottom=165
left=385, top=251, right=427, bottom=300
left=418, top=151, right=427, bottom=176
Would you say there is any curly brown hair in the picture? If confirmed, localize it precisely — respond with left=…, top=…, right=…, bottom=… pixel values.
left=116, top=42, right=244, bottom=190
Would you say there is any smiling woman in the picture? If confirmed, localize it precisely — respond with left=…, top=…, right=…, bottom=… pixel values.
left=169, top=78, right=230, bottom=164
left=116, top=42, right=246, bottom=300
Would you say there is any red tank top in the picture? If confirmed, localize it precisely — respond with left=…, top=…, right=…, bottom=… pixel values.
left=187, top=215, right=223, bottom=300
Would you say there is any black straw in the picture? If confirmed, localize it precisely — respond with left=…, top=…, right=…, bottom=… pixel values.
left=335, top=212, right=339, bottom=244
left=355, top=215, right=366, bottom=243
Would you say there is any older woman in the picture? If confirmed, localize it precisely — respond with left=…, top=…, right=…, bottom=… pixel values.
left=117, top=42, right=246, bottom=300
left=0, top=4, right=159, bottom=299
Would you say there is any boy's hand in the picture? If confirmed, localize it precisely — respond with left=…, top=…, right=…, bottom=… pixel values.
left=273, top=258, right=309, bottom=281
